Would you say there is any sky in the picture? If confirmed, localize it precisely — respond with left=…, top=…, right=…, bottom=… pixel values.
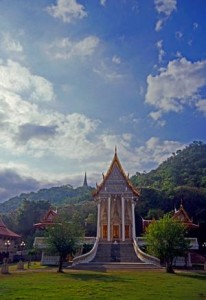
left=0, top=0, right=206, bottom=202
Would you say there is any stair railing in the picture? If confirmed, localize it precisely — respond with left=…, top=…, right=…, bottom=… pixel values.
left=133, top=238, right=160, bottom=266
left=72, top=237, right=99, bottom=265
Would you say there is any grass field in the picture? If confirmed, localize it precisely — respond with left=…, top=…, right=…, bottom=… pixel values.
left=0, top=264, right=206, bottom=300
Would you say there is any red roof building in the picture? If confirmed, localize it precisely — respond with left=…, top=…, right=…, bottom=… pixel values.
left=0, top=217, right=20, bottom=261
left=0, top=217, right=20, bottom=238
left=142, top=204, right=199, bottom=232
left=34, top=209, right=58, bottom=230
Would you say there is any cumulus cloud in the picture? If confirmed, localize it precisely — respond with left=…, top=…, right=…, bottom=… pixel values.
left=47, top=36, right=100, bottom=60
left=154, top=0, right=177, bottom=31
left=196, top=99, right=206, bottom=115
left=145, top=57, right=206, bottom=120
left=47, top=0, right=87, bottom=23
left=133, top=137, right=184, bottom=171
left=0, top=59, right=101, bottom=160
left=0, top=60, right=55, bottom=102
left=154, top=0, right=177, bottom=15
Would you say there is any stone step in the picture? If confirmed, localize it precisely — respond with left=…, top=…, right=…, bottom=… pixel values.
left=92, top=242, right=142, bottom=263
left=71, top=262, right=161, bottom=270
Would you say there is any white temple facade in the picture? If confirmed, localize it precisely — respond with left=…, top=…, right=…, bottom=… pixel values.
left=93, top=148, right=140, bottom=242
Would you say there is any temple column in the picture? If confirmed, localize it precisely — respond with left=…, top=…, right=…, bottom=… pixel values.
left=121, top=196, right=125, bottom=241
left=107, top=196, right=111, bottom=241
left=132, top=201, right=136, bottom=239
left=97, top=202, right=101, bottom=238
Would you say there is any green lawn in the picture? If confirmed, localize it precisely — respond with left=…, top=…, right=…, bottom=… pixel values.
left=0, top=265, right=206, bottom=300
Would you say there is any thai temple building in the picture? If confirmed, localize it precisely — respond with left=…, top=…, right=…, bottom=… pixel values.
left=93, top=147, right=139, bottom=242
left=72, top=149, right=160, bottom=267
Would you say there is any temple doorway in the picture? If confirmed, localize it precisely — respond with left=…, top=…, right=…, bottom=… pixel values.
left=125, top=225, right=130, bottom=239
left=103, top=225, right=107, bottom=239
left=113, top=225, right=119, bottom=239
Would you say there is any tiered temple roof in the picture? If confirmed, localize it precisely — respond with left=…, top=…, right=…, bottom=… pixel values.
left=0, top=217, right=20, bottom=238
left=173, top=204, right=199, bottom=229
left=34, top=209, right=57, bottom=229
left=142, top=204, right=199, bottom=231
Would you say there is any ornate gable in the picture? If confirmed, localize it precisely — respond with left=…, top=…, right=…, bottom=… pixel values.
left=93, top=149, right=140, bottom=198
left=34, top=209, right=57, bottom=229
left=173, top=204, right=199, bottom=229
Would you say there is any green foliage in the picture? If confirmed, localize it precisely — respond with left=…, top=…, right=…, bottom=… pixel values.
left=131, top=141, right=206, bottom=190
left=145, top=214, right=190, bottom=273
left=47, top=213, right=84, bottom=272
left=131, top=142, right=206, bottom=236
left=1, top=199, right=51, bottom=248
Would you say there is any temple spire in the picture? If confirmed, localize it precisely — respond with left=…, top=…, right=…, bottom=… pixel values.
left=83, top=172, right=88, bottom=187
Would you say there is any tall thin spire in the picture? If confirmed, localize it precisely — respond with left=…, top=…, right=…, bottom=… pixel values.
left=83, top=172, right=88, bottom=187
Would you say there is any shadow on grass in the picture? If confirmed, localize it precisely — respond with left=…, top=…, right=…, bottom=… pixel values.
left=176, top=272, right=206, bottom=281
left=64, top=272, right=126, bottom=283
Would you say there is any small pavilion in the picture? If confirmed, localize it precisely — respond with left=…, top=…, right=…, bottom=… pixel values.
left=142, top=204, right=199, bottom=232
left=34, top=209, right=57, bottom=230
left=0, top=217, right=20, bottom=262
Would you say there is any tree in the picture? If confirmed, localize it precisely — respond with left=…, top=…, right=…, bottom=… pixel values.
left=145, top=214, right=190, bottom=273
left=46, top=214, right=83, bottom=273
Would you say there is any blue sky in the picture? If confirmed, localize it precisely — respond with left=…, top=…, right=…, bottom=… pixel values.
left=0, top=0, right=206, bottom=202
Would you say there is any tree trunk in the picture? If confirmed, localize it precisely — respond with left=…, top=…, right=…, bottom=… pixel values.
left=58, top=255, right=64, bottom=273
left=166, top=261, right=175, bottom=273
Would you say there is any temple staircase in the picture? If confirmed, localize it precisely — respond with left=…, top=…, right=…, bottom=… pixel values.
left=72, top=240, right=161, bottom=270
left=92, top=241, right=140, bottom=263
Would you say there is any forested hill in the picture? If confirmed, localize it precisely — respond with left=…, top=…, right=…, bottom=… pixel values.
left=131, top=141, right=206, bottom=190
left=0, top=185, right=94, bottom=213
left=1, top=141, right=206, bottom=219
left=130, top=141, right=206, bottom=224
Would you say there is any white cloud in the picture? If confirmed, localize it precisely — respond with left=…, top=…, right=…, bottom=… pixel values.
left=156, top=40, right=165, bottom=63
left=154, top=0, right=177, bottom=16
left=155, top=19, right=164, bottom=31
left=154, top=0, right=177, bottom=31
left=149, top=110, right=162, bottom=121
left=2, top=32, right=23, bottom=53
left=47, top=0, right=87, bottom=23
left=93, top=61, right=124, bottom=82
left=0, top=60, right=55, bottom=102
left=145, top=57, right=206, bottom=118
left=119, top=113, right=139, bottom=125
left=133, top=137, right=184, bottom=171
left=196, top=99, right=206, bottom=115
left=48, top=36, right=100, bottom=60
